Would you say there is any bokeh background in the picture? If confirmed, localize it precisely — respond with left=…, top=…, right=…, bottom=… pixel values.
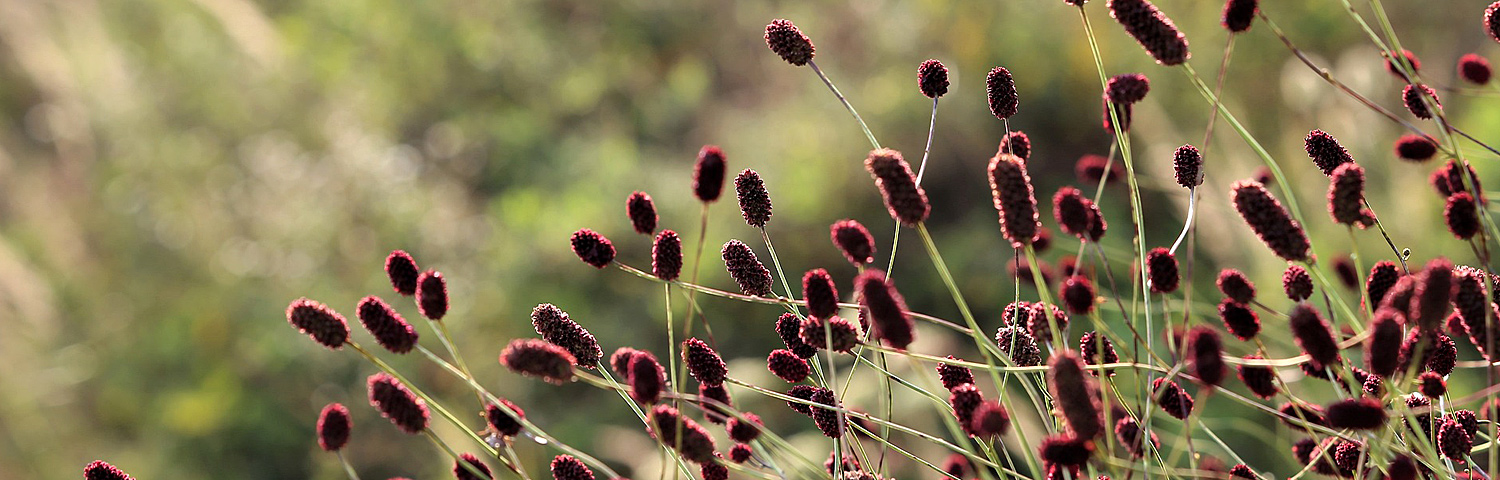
left=1, top=0, right=1497, bottom=478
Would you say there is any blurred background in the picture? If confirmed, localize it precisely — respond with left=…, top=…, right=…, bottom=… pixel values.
left=0, top=0, right=1496, bottom=478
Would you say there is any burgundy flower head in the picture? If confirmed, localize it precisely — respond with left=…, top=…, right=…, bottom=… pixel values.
left=1054, top=187, right=1105, bottom=242
left=1460, top=54, right=1493, bottom=84
left=1385, top=49, right=1421, bottom=79
left=1411, top=257, right=1454, bottom=332
left=649, top=405, right=718, bottom=463
left=1489, top=2, right=1500, bottom=43
left=800, top=314, right=860, bottom=353
left=1367, top=308, right=1404, bottom=378
left=627, top=191, right=657, bottom=234
left=683, top=337, right=727, bottom=387
left=1108, top=0, right=1191, bottom=65
left=1282, top=265, right=1313, bottom=302
left=500, top=338, right=576, bottom=384
left=1039, top=435, right=1094, bottom=467
left=857, top=270, right=915, bottom=350
left=701, top=459, right=728, bottom=480
left=1237, top=355, right=1278, bottom=399
left=317, top=403, right=352, bottom=451
left=987, top=67, right=1019, bottom=119
left=694, top=145, right=726, bottom=202
left=610, top=347, right=642, bottom=378
left=1325, top=398, right=1386, bottom=430
left=722, top=239, right=773, bottom=297
left=1394, top=134, right=1438, bottom=162
left=1146, top=247, right=1179, bottom=293
left=767, top=348, right=810, bottom=382
left=1280, top=402, right=1326, bottom=429
left=1115, top=417, right=1158, bottom=458
left=1000, top=131, right=1032, bottom=161
left=1367, top=261, right=1401, bottom=307
left=830, top=219, right=876, bottom=266
left=1305, top=130, right=1353, bottom=175
left=1403, top=84, right=1440, bottom=119
left=918, top=59, right=950, bottom=98
left=287, top=298, right=350, bottom=350
left=1107, top=73, right=1150, bottom=104
left=1333, top=257, right=1358, bottom=289
left=727, top=412, right=763, bottom=443
left=549, top=455, right=593, bottom=480
left=1061, top=275, right=1097, bottom=315
left=1290, top=304, right=1340, bottom=369
left=865, top=149, right=930, bottom=227
left=1232, top=180, right=1310, bottom=261
left=1219, top=300, right=1260, bottom=341
left=809, top=387, right=844, bottom=438
left=971, top=401, right=1011, bottom=438
left=1049, top=350, right=1104, bottom=439
left=1079, top=331, right=1118, bottom=370
left=367, top=372, right=429, bottom=434
left=1103, top=96, right=1134, bottom=133
left=531, top=303, right=602, bottom=368
left=989, top=153, right=1041, bottom=248
left=776, top=313, right=818, bottom=359
left=630, top=351, right=666, bottom=405
left=1186, top=327, right=1226, bottom=386
left=1154, top=378, right=1193, bottom=419
left=652, top=229, right=683, bottom=281
left=699, top=383, right=734, bottom=424
left=85, top=461, right=135, bottom=480
left=455, top=453, right=493, bottom=480
left=570, top=229, right=615, bottom=269
left=486, top=398, right=525, bottom=437
left=1217, top=269, right=1256, bottom=303
left=1447, top=193, right=1480, bottom=239
left=1027, top=303, right=1070, bottom=345
left=1173, top=144, right=1203, bottom=188
left=1418, top=371, right=1447, bottom=398
left=949, top=384, right=984, bottom=436
left=1329, top=163, right=1376, bottom=227
left=1222, top=0, right=1258, bottom=32
left=357, top=296, right=418, bottom=354
left=1439, top=418, right=1473, bottom=460
left=385, top=250, right=419, bottom=296
left=786, top=385, right=819, bottom=416
left=735, top=169, right=773, bottom=228
left=1076, top=154, right=1123, bottom=185
left=802, top=269, right=839, bottom=320
left=765, top=19, right=815, bottom=66
left=729, top=443, right=753, bottom=463
left=937, top=356, right=976, bottom=390
left=1432, top=159, right=1484, bottom=199
left=996, top=325, right=1042, bottom=366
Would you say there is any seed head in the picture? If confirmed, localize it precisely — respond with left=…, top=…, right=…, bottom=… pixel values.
left=1447, top=193, right=1480, bottom=239
left=830, top=219, right=876, bottom=266
left=735, top=169, right=773, bottom=228
left=1367, top=262, right=1401, bottom=307
left=531, top=303, right=602, bottom=368
left=1039, top=435, right=1094, bottom=467
left=699, top=383, right=734, bottom=424
left=1062, top=276, right=1097, bottom=315
left=548, top=455, right=592, bottom=480
left=367, top=372, right=429, bottom=434
left=1283, top=266, right=1313, bottom=302
left=1079, top=331, right=1118, bottom=371
left=1305, top=130, right=1354, bottom=175
left=802, top=269, right=839, bottom=320
left=683, top=338, right=727, bottom=387
left=1232, top=180, right=1311, bottom=262
left=950, top=384, right=984, bottom=436
left=1146, top=248, right=1178, bottom=294
left=1394, top=135, right=1438, bottom=162
left=1367, top=308, right=1404, bottom=378
left=801, top=314, right=860, bottom=353
left=786, top=385, right=819, bottom=416
left=865, top=149, right=930, bottom=227
left=765, top=19, right=815, bottom=66
left=317, top=403, right=351, bottom=451
left=1000, top=131, right=1031, bottom=160
left=857, top=270, right=915, bottom=350
left=1439, top=419, right=1473, bottom=460
left=649, top=405, right=717, bottom=463
left=1460, top=54, right=1493, bottom=84
left=989, top=153, right=1040, bottom=248
left=810, top=387, right=844, bottom=438
left=1075, top=154, right=1124, bottom=185
left=1054, top=187, right=1105, bottom=242
left=937, top=356, right=976, bottom=390
left=630, top=351, right=665, bottom=405
left=1108, top=0, right=1191, bottom=65
left=918, top=59, right=950, bottom=98
left=1222, top=0, right=1258, bottom=32
left=1218, top=300, right=1260, bottom=341
left=768, top=349, right=810, bottom=383
left=626, top=191, right=658, bottom=234
left=1172, top=144, right=1203, bottom=188
left=1050, top=350, right=1105, bottom=439
left=1403, top=84, right=1440, bottom=119
left=1217, top=269, right=1256, bottom=303
left=1328, top=163, right=1376, bottom=228
left=970, top=401, right=1011, bottom=438
left=774, top=313, right=818, bottom=359
left=1107, top=73, right=1151, bottom=104
left=694, top=145, right=726, bottom=202
left=357, top=296, right=418, bottom=354
left=997, top=326, right=1043, bottom=366
left=1237, top=355, right=1278, bottom=399
left=727, top=412, right=763, bottom=443
left=500, top=338, right=576, bottom=384
left=729, top=444, right=753, bottom=463
left=1385, top=49, right=1421, bottom=79
left=485, top=399, right=525, bottom=437
left=987, top=67, right=1019, bottom=119
left=721, top=240, right=773, bottom=297
left=385, top=250, right=419, bottom=296
left=286, top=298, right=350, bottom=350
left=84, top=461, right=135, bottom=480
left=1115, top=417, right=1159, bottom=458
left=1027, top=303, right=1070, bottom=345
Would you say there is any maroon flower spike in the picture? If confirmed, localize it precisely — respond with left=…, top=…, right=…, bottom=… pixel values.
left=549, top=455, right=592, bottom=480
left=786, top=385, right=819, bottom=416
left=1411, top=257, right=1454, bottom=332
left=1440, top=418, right=1473, bottom=460
left=735, top=169, right=773, bottom=228
left=1000, top=131, right=1031, bottom=160
left=286, top=298, right=350, bottom=350
left=652, top=229, right=683, bottom=281
left=1489, top=2, right=1500, bottom=43
left=610, top=347, right=642, bottom=378
left=987, top=67, right=1019, bottom=119
left=1447, top=193, right=1480, bottom=239
left=802, top=269, right=839, bottom=320
left=1432, top=159, right=1485, bottom=199
left=486, top=399, right=525, bottom=437
left=1333, top=257, right=1358, bottom=289
left=1455, top=266, right=1488, bottom=326
left=626, top=191, right=658, bottom=234
left=694, top=145, right=726, bottom=202
left=385, top=250, right=420, bottom=296
left=1027, top=303, right=1070, bottom=345
left=1217, top=269, right=1256, bottom=303
left=649, top=405, right=718, bottom=463
left=1039, top=435, right=1094, bottom=467
left=1153, top=378, right=1193, bottom=419
left=367, top=372, right=429, bottom=434
left=767, top=348, right=810, bottom=383
left=1403, top=84, right=1440, bottom=119
left=1075, top=154, right=1123, bottom=185
left=1186, top=327, right=1226, bottom=386
left=1106, top=73, right=1151, bottom=104
left=1280, top=402, right=1326, bottom=429
left=941, top=454, right=970, bottom=478
left=500, top=338, right=576, bottom=384
left=996, top=325, right=1043, bottom=366
left=1050, top=350, right=1105, bottom=439
left=776, top=313, right=818, bottom=359
left=857, top=270, right=916, bottom=350
left=1290, top=304, right=1340, bottom=369
left=1232, top=180, right=1311, bottom=261
left=1115, top=417, right=1158, bottom=458
left=1367, top=262, right=1401, bottom=307
left=729, top=443, right=753, bottom=463
left=1172, top=144, right=1203, bottom=188
left=830, top=219, right=876, bottom=266
left=800, top=315, right=860, bottom=352
left=683, top=337, right=727, bottom=387
left=1418, top=371, right=1446, bottom=398
left=1385, top=49, right=1421, bottom=79
left=1325, top=398, right=1386, bottom=430
left=85, top=461, right=135, bottom=480
left=1394, top=135, right=1438, bottom=162
left=570, top=229, right=616, bottom=269
left=989, top=153, right=1041, bottom=248
left=1460, top=54, right=1493, bottom=84
left=317, top=403, right=352, bottom=451
left=721, top=239, right=773, bottom=297
left=1328, top=163, right=1376, bottom=227
left=1367, top=308, right=1404, bottom=378
left=1062, top=276, right=1097, bottom=315
left=531, top=303, right=602, bottom=368
left=1282, top=266, right=1313, bottom=302
left=701, top=458, right=728, bottom=480
left=357, top=296, right=419, bottom=354
left=970, top=401, right=1011, bottom=438
left=1305, top=130, right=1354, bottom=176
left=809, top=387, right=844, bottom=438
left=937, top=356, right=976, bottom=389
left=865, top=148, right=930, bottom=227
left=1219, top=300, right=1260, bottom=340
left=918, top=59, right=950, bottom=98
left=1054, top=187, right=1105, bottom=242
left=699, top=383, right=734, bottom=424
left=1108, top=0, right=1191, bottom=65
left=630, top=351, right=666, bottom=405
left=1237, top=355, right=1278, bottom=399
left=455, top=453, right=493, bottom=480
left=1146, top=247, right=1179, bottom=294
left=1452, top=410, right=1480, bottom=437
left=727, top=413, right=763, bottom=443
left=764, top=19, right=815, bottom=66
left=1292, top=438, right=1318, bottom=465
left=1222, top=0, right=1258, bottom=32
left=1079, top=331, right=1118, bottom=369
left=1102, top=96, right=1134, bottom=134
left=949, top=384, right=984, bottom=436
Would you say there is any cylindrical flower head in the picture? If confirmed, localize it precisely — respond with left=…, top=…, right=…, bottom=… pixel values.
left=630, top=351, right=666, bottom=405
left=699, top=383, right=734, bottom=424
left=937, top=356, right=976, bottom=390
left=1027, top=303, right=1070, bottom=345
left=549, top=455, right=593, bottom=480
left=1333, top=257, right=1359, bottom=289
left=694, top=145, right=726, bottom=202
left=1290, top=304, right=1340, bottom=369
left=357, top=296, right=419, bottom=354
left=610, top=347, right=642, bottom=378
left=1362, top=309, right=1400, bottom=378
left=1049, top=350, right=1105, bottom=439
left=1079, top=331, right=1118, bottom=368
left=1418, top=371, right=1446, bottom=398
left=648, top=405, right=718, bottom=463
left=1186, top=327, right=1226, bottom=386
left=949, top=384, right=984, bottom=436
left=1217, top=269, right=1256, bottom=303
left=857, top=270, right=915, bottom=350
left=1283, top=266, right=1313, bottom=302
left=1447, top=192, right=1480, bottom=239
left=970, top=401, right=1011, bottom=438
left=1219, top=299, right=1260, bottom=340
left=317, top=403, right=352, bottom=451
left=367, top=372, right=429, bottom=434
left=918, top=59, right=949, bottom=98
left=1305, top=130, right=1354, bottom=176
left=941, top=454, right=971, bottom=478
left=682, top=338, right=727, bottom=387
left=570, top=229, right=616, bottom=269
left=1173, top=144, right=1203, bottom=188
left=1453, top=410, right=1480, bottom=437
left=1403, top=84, right=1440, bottom=119
left=1432, top=159, right=1485, bottom=199
left=1328, top=163, right=1376, bottom=227
left=1076, top=154, right=1124, bottom=185
left=287, top=298, right=350, bottom=350
left=989, top=153, right=1040, bottom=248
left=1000, top=131, right=1031, bottom=161
left=85, top=461, right=136, bottom=480
left=385, top=250, right=420, bottom=296
left=721, top=239, right=773, bottom=297
left=1325, top=398, right=1386, bottom=430
left=1102, top=96, right=1133, bottom=133
left=1039, top=435, right=1095, bottom=467
left=785, top=385, right=819, bottom=416
left=1222, top=0, right=1258, bottom=32
left=809, top=387, right=844, bottom=438
left=729, top=443, right=754, bottom=463
left=768, top=349, right=810, bottom=382
left=986, top=67, right=1019, bottom=119
left=1232, top=180, right=1311, bottom=261
left=1394, top=135, right=1438, bottom=162
left=1062, top=275, right=1097, bottom=314
left=1460, top=54, right=1493, bottom=84
left=1366, top=261, right=1400, bottom=307
left=830, top=219, right=876, bottom=266
left=1107, top=73, right=1150, bottom=104
left=454, top=453, right=493, bottom=480
left=1490, top=2, right=1500, bottom=43
left=1054, top=187, right=1104, bottom=242
left=802, top=269, right=839, bottom=319
left=776, top=313, right=818, bottom=359
left=735, top=169, right=773, bottom=228
left=765, top=19, right=815, bottom=66
left=865, top=148, right=930, bottom=227
left=996, top=325, right=1043, bottom=366
left=1411, top=258, right=1454, bottom=332
left=530, top=303, right=602, bottom=368
left=651, top=229, right=683, bottom=281
left=1237, top=355, right=1278, bottom=398
left=486, top=399, right=525, bottom=437
left=1385, top=49, right=1421, bottom=79
left=1115, top=417, right=1158, bottom=458
left=1146, top=247, right=1179, bottom=293
left=1455, top=266, right=1489, bottom=326
left=727, top=413, right=763, bottom=443
left=1153, top=378, right=1193, bottom=419
left=500, top=338, right=576, bottom=384
left=1439, top=419, right=1473, bottom=460
left=1280, top=402, right=1327, bottom=429
left=1108, top=0, right=1191, bottom=65
left=800, top=314, right=860, bottom=353
left=626, top=191, right=658, bottom=234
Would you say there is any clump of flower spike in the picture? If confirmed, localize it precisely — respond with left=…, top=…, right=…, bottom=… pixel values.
left=694, top=145, right=726, bottom=202
left=367, top=372, right=429, bottom=434
left=570, top=229, right=616, bottom=269
left=857, top=269, right=915, bottom=349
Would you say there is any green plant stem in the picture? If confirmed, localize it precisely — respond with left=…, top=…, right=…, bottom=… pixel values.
left=807, top=60, right=880, bottom=150
left=336, top=452, right=363, bottom=480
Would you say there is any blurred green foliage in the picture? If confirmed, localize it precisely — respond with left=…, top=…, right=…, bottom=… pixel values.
left=0, top=0, right=1496, bottom=478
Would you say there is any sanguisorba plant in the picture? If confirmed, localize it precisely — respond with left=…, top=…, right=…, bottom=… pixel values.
left=81, top=1, right=1500, bottom=479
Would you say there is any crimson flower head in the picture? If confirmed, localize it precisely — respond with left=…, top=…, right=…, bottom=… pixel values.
left=455, top=452, right=493, bottom=480
left=735, top=169, right=773, bottom=228
left=1173, top=144, right=1203, bottom=188
left=918, top=59, right=949, bottom=98
left=1394, top=135, right=1437, bottom=162
left=768, top=349, right=810, bottom=383
left=1283, top=266, right=1313, bottom=302
left=1237, top=355, right=1278, bottom=399
left=1000, top=131, right=1031, bottom=161
left=694, top=145, right=726, bottom=202
left=1146, top=247, right=1179, bottom=293
left=1326, top=398, right=1386, bottom=430
left=317, top=402, right=352, bottom=451
left=683, top=337, right=727, bottom=387
left=570, top=229, right=616, bottom=269
left=1403, top=84, right=1440, bottom=119
left=627, top=191, right=658, bottom=234
left=1221, top=0, right=1258, bottom=32
left=1384, top=49, right=1421, bottom=79
left=385, top=250, right=419, bottom=296
left=1329, top=163, right=1376, bottom=228
left=1049, top=350, right=1104, bottom=439
left=629, top=351, right=666, bottom=405
left=1217, top=269, right=1256, bottom=303
left=1460, top=54, right=1493, bottom=84
left=1107, top=73, right=1150, bottom=104
left=830, top=219, right=876, bottom=266
left=530, top=303, right=602, bottom=368
left=84, top=461, right=135, bottom=480
left=500, top=338, right=576, bottom=384
left=1232, top=180, right=1310, bottom=262
left=1219, top=299, right=1260, bottom=340
left=1489, top=2, right=1500, bottom=43
left=1061, top=276, right=1096, bottom=315
left=865, top=148, right=930, bottom=227
left=987, top=67, right=1020, bottom=119
left=357, top=295, right=418, bottom=354
left=857, top=269, right=916, bottom=350
left=722, top=240, right=773, bottom=297
left=937, top=356, right=976, bottom=390
left=989, top=153, right=1040, bottom=248
left=1186, top=327, right=1226, bottom=386
left=1447, top=192, right=1480, bottom=239
left=765, top=19, right=815, bottom=66
left=653, top=230, right=682, bottom=281
left=486, top=399, right=525, bottom=437
left=367, top=372, right=429, bottom=434
left=802, top=268, right=839, bottom=319
left=287, top=298, right=350, bottom=350
left=550, top=455, right=593, bottom=480
left=1305, top=130, right=1353, bottom=176
left=1108, top=0, right=1191, bottom=65
left=1289, top=304, right=1340, bottom=369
